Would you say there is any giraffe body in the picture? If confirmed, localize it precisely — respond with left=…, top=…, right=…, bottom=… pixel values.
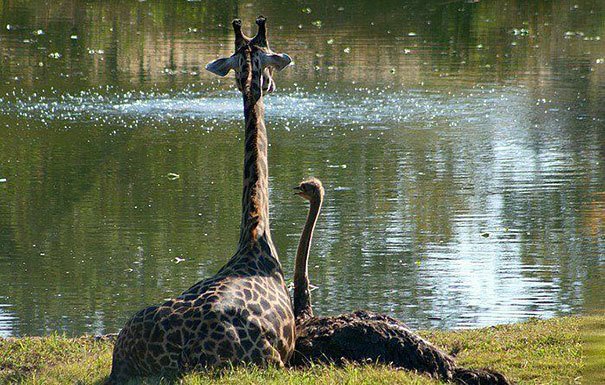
left=107, top=17, right=294, bottom=383
left=109, top=240, right=294, bottom=382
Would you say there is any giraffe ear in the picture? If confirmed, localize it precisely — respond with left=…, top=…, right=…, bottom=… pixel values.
left=261, top=53, right=292, bottom=72
left=206, top=56, right=238, bottom=77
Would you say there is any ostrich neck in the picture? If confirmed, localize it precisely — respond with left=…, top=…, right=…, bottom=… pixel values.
left=238, top=95, right=273, bottom=248
left=293, top=196, right=322, bottom=321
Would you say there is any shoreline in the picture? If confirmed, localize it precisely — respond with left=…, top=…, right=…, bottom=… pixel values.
left=1, top=315, right=602, bottom=384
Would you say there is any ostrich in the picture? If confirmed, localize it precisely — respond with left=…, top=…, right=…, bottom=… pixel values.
left=289, top=178, right=512, bottom=385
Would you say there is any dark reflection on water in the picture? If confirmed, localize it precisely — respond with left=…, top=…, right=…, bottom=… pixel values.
left=0, top=0, right=603, bottom=336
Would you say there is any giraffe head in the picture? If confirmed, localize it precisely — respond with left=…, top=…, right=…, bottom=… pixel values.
left=206, top=16, right=292, bottom=101
left=294, top=178, right=324, bottom=202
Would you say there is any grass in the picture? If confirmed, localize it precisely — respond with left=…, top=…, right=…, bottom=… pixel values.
left=580, top=314, right=605, bottom=384
left=0, top=316, right=601, bottom=385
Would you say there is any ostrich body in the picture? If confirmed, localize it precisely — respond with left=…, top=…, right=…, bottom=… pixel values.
left=289, top=179, right=512, bottom=385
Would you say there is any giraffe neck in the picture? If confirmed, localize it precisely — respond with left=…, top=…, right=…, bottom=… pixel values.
left=238, top=94, right=272, bottom=248
left=293, top=196, right=322, bottom=321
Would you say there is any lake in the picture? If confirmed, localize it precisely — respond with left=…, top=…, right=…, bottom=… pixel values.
left=0, top=0, right=603, bottom=337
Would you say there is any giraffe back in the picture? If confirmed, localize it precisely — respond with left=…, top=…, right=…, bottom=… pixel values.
left=108, top=240, right=294, bottom=382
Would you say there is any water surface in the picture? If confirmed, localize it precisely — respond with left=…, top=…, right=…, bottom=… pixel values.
left=0, top=0, right=603, bottom=336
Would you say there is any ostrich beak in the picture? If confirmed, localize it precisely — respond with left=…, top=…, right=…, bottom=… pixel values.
left=293, top=186, right=302, bottom=195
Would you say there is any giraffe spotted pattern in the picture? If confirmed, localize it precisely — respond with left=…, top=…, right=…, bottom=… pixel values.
left=109, top=240, right=294, bottom=382
left=107, top=16, right=294, bottom=383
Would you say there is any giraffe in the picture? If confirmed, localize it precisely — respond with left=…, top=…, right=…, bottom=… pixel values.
left=106, top=17, right=294, bottom=383
left=289, top=179, right=512, bottom=385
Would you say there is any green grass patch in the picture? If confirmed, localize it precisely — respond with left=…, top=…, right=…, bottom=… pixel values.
left=581, top=315, right=605, bottom=384
left=0, top=316, right=600, bottom=385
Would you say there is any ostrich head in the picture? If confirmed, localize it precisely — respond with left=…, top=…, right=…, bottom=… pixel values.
left=205, top=16, right=292, bottom=101
left=294, top=178, right=324, bottom=202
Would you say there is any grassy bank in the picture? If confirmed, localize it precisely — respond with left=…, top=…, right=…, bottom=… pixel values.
left=0, top=316, right=601, bottom=385
left=581, top=315, right=605, bottom=384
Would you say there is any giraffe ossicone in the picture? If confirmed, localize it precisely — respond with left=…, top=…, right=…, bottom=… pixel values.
left=106, top=17, right=294, bottom=384
left=206, top=16, right=292, bottom=97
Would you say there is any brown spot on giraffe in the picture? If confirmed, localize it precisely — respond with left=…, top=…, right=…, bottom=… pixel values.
left=106, top=17, right=294, bottom=384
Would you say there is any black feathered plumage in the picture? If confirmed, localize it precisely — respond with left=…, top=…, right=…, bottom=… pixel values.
left=292, top=311, right=512, bottom=385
